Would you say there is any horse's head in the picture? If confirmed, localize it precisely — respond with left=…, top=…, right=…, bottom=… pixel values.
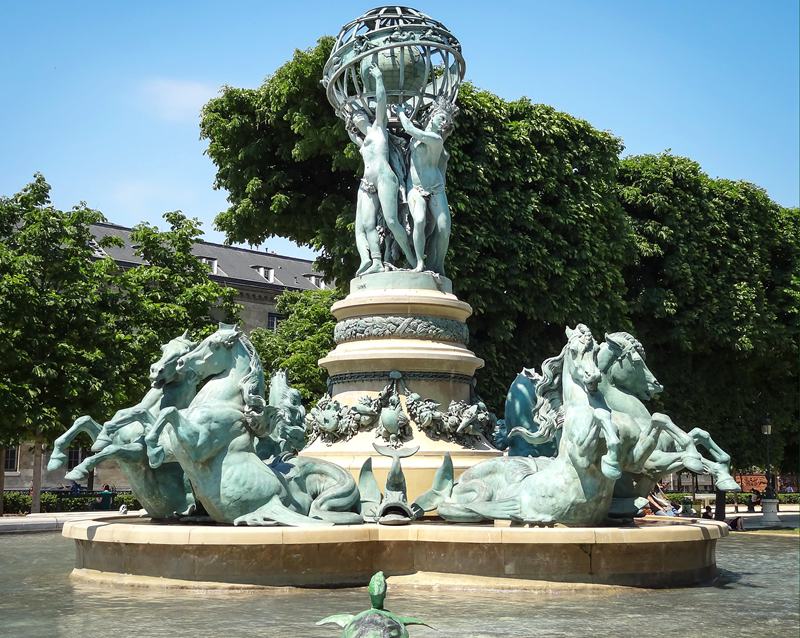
left=150, top=331, right=197, bottom=388
left=563, top=324, right=601, bottom=394
left=597, top=332, right=663, bottom=401
left=177, top=323, right=242, bottom=381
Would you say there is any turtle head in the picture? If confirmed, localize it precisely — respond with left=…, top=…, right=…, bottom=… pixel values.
left=368, top=571, right=387, bottom=609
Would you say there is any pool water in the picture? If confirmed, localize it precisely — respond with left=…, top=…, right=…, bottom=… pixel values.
left=0, top=532, right=797, bottom=637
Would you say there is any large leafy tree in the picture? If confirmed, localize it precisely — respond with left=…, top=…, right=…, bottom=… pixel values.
left=0, top=175, right=239, bottom=512
left=250, top=289, right=342, bottom=403
left=201, top=37, right=633, bottom=405
left=120, top=211, right=242, bottom=374
left=618, top=153, right=799, bottom=470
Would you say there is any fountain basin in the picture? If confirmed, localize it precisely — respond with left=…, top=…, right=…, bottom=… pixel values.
left=63, top=516, right=728, bottom=590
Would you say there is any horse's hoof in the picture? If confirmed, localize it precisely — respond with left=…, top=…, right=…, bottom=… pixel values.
left=601, top=457, right=622, bottom=480
left=716, top=477, right=741, bottom=492
left=65, top=469, right=86, bottom=481
left=91, top=435, right=112, bottom=452
left=47, top=453, right=67, bottom=472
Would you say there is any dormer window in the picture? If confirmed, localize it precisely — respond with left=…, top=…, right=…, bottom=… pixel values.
left=252, top=265, right=275, bottom=283
left=89, top=239, right=108, bottom=259
left=198, top=257, right=218, bottom=274
left=306, top=275, right=325, bottom=289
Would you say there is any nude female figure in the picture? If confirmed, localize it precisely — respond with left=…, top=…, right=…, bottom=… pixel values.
left=397, top=98, right=457, bottom=275
left=346, top=64, right=416, bottom=275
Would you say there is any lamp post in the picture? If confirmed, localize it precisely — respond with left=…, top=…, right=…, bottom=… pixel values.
left=762, top=418, right=776, bottom=499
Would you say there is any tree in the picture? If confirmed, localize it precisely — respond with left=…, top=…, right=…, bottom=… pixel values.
left=0, top=175, right=240, bottom=512
left=201, top=37, right=633, bottom=407
left=250, top=289, right=342, bottom=402
left=119, top=211, right=242, bottom=378
left=618, top=153, right=799, bottom=469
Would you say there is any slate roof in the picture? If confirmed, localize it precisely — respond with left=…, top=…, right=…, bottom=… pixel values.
left=91, top=222, right=326, bottom=292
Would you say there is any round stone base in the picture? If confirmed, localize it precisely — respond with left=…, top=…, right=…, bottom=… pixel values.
left=62, top=516, right=729, bottom=590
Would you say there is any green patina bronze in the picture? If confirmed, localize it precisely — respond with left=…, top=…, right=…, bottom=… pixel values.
left=317, top=571, right=431, bottom=637
left=430, top=326, right=622, bottom=525
left=144, top=324, right=363, bottom=526
left=255, top=369, right=307, bottom=460
left=489, top=329, right=741, bottom=520
left=307, top=371, right=496, bottom=447
left=48, top=332, right=198, bottom=519
left=594, top=332, right=740, bottom=517
left=323, top=6, right=464, bottom=276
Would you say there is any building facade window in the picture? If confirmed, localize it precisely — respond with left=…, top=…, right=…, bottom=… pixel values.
left=267, top=313, right=285, bottom=331
left=67, top=448, right=87, bottom=471
left=306, top=275, right=326, bottom=289
left=253, top=266, right=275, bottom=283
left=3, top=446, right=18, bottom=472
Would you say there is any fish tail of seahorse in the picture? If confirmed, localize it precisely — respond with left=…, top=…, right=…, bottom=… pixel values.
left=308, top=461, right=363, bottom=524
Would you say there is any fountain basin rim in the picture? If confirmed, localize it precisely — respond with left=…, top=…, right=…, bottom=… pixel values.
left=63, top=516, right=728, bottom=546
left=63, top=516, right=727, bottom=589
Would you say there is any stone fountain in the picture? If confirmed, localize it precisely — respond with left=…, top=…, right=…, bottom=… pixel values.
left=59, top=5, right=737, bottom=592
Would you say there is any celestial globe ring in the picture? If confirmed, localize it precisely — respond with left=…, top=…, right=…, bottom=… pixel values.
left=322, top=6, right=466, bottom=128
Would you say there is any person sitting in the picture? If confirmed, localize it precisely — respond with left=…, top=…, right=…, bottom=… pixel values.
left=702, top=505, right=713, bottom=519
left=726, top=516, right=745, bottom=531
left=648, top=490, right=679, bottom=516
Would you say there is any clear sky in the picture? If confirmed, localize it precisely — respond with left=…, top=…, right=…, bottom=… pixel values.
left=1, top=1, right=797, bottom=259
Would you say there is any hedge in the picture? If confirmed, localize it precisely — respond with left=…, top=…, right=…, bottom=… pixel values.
left=1, top=491, right=141, bottom=515
left=664, top=491, right=800, bottom=505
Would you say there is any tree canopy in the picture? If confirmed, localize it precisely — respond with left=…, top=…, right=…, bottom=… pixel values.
left=0, top=175, right=240, bottom=452
left=250, top=289, right=342, bottom=403
left=618, top=154, right=799, bottom=469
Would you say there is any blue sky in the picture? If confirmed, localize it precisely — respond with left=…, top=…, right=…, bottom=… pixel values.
left=1, top=1, right=797, bottom=259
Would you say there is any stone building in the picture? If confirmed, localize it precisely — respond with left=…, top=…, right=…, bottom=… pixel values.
left=3, top=222, right=325, bottom=491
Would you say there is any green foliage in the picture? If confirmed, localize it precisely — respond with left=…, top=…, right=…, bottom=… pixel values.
left=250, top=289, right=342, bottom=402
left=119, top=211, right=241, bottom=388
left=1, top=491, right=141, bottom=514
left=0, top=175, right=134, bottom=445
left=618, top=154, right=799, bottom=470
left=201, top=37, right=633, bottom=406
left=0, top=175, right=241, bottom=450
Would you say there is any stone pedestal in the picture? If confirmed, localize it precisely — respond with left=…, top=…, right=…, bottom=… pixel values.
left=760, top=498, right=781, bottom=524
left=302, top=271, right=501, bottom=500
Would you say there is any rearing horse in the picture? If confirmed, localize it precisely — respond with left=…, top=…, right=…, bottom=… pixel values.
left=435, top=325, right=621, bottom=526
left=596, top=332, right=740, bottom=516
left=48, top=332, right=198, bottom=519
left=145, top=324, right=361, bottom=527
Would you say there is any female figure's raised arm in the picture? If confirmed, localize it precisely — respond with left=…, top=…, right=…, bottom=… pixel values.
left=368, top=64, right=388, bottom=129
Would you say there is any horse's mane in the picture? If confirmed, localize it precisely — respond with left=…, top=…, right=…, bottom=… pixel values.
left=530, top=344, right=567, bottom=442
left=235, top=332, right=268, bottom=436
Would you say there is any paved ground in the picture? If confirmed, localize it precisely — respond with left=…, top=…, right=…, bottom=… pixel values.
left=0, top=510, right=144, bottom=534
left=723, top=503, right=799, bottom=530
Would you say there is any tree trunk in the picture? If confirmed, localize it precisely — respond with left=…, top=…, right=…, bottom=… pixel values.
left=31, top=441, right=43, bottom=514
left=88, top=468, right=95, bottom=492
left=0, top=447, right=5, bottom=516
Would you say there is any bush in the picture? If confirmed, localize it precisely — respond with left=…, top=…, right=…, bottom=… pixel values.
left=2, top=491, right=31, bottom=514
left=1, top=490, right=141, bottom=514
